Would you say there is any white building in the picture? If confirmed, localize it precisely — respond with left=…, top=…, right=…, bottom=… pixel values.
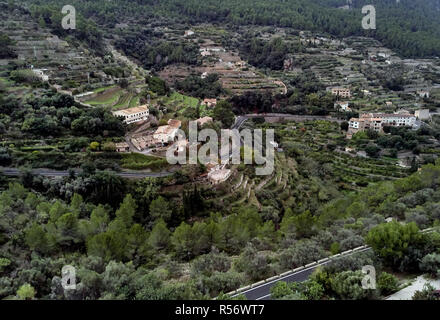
left=115, top=142, right=130, bottom=153
left=330, top=87, right=351, bottom=98
left=348, top=118, right=362, bottom=130
left=378, top=52, right=391, bottom=59
left=334, top=101, right=351, bottom=112
left=269, top=141, right=279, bottom=149
left=348, top=113, right=417, bottom=134
left=32, top=68, right=49, bottom=82
left=153, top=126, right=179, bottom=144
left=361, top=89, right=372, bottom=96
left=200, top=49, right=211, bottom=57
left=112, top=105, right=149, bottom=124
left=208, top=166, right=232, bottom=185
left=153, top=119, right=182, bottom=144
left=378, top=113, right=416, bottom=127
left=417, top=90, right=430, bottom=98
left=199, top=47, right=225, bottom=53
left=208, top=47, right=224, bottom=52
left=74, top=91, right=94, bottom=100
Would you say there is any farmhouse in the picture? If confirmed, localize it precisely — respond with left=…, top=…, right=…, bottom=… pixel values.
left=347, top=112, right=417, bottom=137
left=153, top=126, right=179, bottom=144
left=196, top=116, right=213, bottom=127
left=115, top=142, right=130, bottom=153
left=208, top=166, right=232, bottom=185
left=334, top=101, right=351, bottom=111
left=417, top=90, right=430, bottom=98
left=330, top=87, right=351, bottom=98
left=131, top=135, right=161, bottom=151
left=200, top=49, right=211, bottom=57
left=112, top=105, right=149, bottom=124
left=153, top=119, right=182, bottom=144
left=202, top=98, right=217, bottom=107
left=31, top=68, right=49, bottom=82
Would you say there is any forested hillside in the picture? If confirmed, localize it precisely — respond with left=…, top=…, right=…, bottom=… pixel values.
left=19, top=0, right=440, bottom=58
left=1, top=158, right=439, bottom=299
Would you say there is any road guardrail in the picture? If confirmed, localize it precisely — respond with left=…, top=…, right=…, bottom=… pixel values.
left=226, top=227, right=439, bottom=299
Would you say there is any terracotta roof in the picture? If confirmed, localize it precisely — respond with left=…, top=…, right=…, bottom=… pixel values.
left=155, top=125, right=178, bottom=135
left=115, top=142, right=129, bottom=148
left=196, top=116, right=213, bottom=126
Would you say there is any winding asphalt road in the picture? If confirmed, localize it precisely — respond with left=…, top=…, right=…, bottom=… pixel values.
left=0, top=167, right=172, bottom=179
left=232, top=227, right=438, bottom=300
left=232, top=247, right=372, bottom=300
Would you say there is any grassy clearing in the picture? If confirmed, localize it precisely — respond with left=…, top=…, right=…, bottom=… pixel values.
left=93, top=85, right=116, bottom=93
left=128, top=95, right=140, bottom=108
left=113, top=93, right=133, bottom=110
left=86, top=87, right=123, bottom=106
left=161, top=92, right=199, bottom=112
left=120, top=152, right=169, bottom=170
left=87, top=94, right=121, bottom=106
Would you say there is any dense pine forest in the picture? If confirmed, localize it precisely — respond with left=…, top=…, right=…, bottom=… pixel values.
left=21, top=0, right=440, bottom=58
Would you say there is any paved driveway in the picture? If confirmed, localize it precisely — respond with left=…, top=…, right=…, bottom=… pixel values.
left=386, top=276, right=440, bottom=300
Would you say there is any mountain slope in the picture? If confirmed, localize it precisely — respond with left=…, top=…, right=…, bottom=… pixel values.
left=18, top=0, right=440, bottom=58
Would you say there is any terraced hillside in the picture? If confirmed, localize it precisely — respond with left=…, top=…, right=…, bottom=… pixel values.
left=158, top=27, right=286, bottom=96
left=193, top=118, right=413, bottom=220
left=0, top=4, right=132, bottom=95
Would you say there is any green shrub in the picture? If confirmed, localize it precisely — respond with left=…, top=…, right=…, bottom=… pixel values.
left=377, top=272, right=399, bottom=296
